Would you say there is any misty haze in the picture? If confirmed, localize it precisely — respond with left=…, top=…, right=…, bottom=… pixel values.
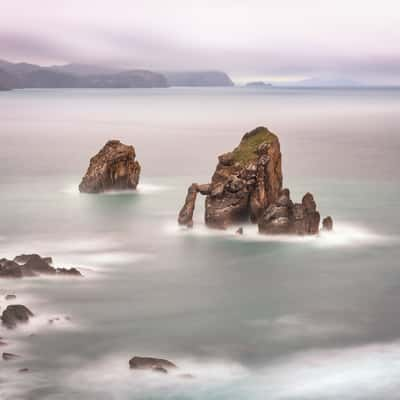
left=1, top=1, right=400, bottom=400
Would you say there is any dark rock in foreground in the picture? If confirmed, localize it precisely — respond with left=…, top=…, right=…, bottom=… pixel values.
left=129, top=356, right=177, bottom=373
left=14, top=254, right=53, bottom=265
left=79, top=140, right=141, bottom=193
left=0, top=259, right=23, bottom=278
left=178, top=126, right=332, bottom=235
left=1, top=305, right=34, bottom=329
left=0, top=254, right=82, bottom=278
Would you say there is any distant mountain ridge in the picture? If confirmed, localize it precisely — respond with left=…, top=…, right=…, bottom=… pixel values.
left=0, top=60, right=234, bottom=89
left=162, top=71, right=234, bottom=87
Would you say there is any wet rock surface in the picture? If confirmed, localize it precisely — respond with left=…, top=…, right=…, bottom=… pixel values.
left=178, top=126, right=332, bottom=235
left=79, top=140, right=141, bottom=193
left=1, top=305, right=34, bottom=329
left=0, top=254, right=82, bottom=278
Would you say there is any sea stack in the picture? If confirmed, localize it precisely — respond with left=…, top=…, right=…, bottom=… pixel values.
left=178, top=126, right=332, bottom=235
left=79, top=140, right=141, bottom=193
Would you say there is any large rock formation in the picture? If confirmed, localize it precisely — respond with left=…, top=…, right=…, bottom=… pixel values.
left=178, top=126, right=332, bottom=235
left=179, top=127, right=282, bottom=229
left=79, top=140, right=141, bottom=193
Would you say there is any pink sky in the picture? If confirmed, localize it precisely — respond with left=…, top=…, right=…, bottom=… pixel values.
left=1, top=0, right=400, bottom=83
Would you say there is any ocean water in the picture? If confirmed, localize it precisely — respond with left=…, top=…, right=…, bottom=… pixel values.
left=0, top=87, right=400, bottom=399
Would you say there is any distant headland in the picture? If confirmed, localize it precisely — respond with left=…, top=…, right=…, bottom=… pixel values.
left=0, top=59, right=234, bottom=89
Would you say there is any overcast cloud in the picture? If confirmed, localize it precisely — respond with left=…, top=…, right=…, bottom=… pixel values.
left=1, top=0, right=400, bottom=83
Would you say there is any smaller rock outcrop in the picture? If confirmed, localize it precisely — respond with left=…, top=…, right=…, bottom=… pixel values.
left=129, top=356, right=177, bottom=373
left=1, top=305, right=34, bottom=329
left=14, top=254, right=52, bottom=265
left=0, top=254, right=82, bottom=278
left=79, top=140, right=141, bottom=193
left=258, top=190, right=320, bottom=235
left=322, top=216, right=333, bottom=231
left=5, top=294, right=16, bottom=300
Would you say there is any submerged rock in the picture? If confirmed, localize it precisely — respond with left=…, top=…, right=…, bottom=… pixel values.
left=178, top=126, right=332, bottom=235
left=56, top=267, right=82, bottom=276
left=2, top=352, right=20, bottom=361
left=5, top=294, right=16, bottom=300
left=236, top=227, right=244, bottom=235
left=1, top=305, right=34, bottom=329
left=79, top=140, right=141, bottom=193
left=129, top=356, right=177, bottom=373
left=322, top=216, right=334, bottom=231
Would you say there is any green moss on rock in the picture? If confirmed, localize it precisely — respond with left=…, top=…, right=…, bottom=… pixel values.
left=232, top=126, right=278, bottom=165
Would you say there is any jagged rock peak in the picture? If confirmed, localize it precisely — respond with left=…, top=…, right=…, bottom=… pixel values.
left=79, top=140, right=141, bottom=193
left=178, top=126, right=283, bottom=228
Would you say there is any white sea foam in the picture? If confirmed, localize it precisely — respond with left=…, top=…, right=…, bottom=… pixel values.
left=67, top=354, right=248, bottom=398
left=166, top=220, right=396, bottom=248
left=63, top=340, right=400, bottom=399
left=61, top=182, right=170, bottom=196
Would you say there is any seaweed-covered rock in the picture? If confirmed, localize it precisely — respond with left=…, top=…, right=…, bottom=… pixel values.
left=79, top=140, right=141, bottom=193
left=1, top=305, right=34, bottom=329
left=129, top=356, right=177, bottom=373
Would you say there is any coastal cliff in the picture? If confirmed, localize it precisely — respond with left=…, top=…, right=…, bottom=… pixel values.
left=178, top=126, right=332, bottom=235
left=79, top=140, right=141, bottom=193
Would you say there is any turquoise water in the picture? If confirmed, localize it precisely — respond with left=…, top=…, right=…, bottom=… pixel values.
left=0, top=88, right=400, bottom=399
